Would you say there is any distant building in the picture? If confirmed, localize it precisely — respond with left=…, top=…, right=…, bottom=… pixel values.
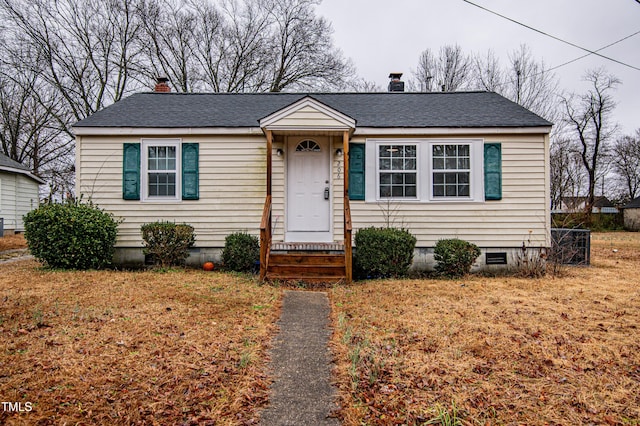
left=621, top=197, right=640, bottom=231
left=555, top=196, right=619, bottom=214
left=0, top=153, right=44, bottom=234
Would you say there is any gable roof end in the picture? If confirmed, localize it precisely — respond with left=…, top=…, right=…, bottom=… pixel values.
left=259, top=95, right=356, bottom=131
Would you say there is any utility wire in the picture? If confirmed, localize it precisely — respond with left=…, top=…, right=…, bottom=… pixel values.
left=462, top=0, right=640, bottom=72
left=545, top=29, right=640, bottom=73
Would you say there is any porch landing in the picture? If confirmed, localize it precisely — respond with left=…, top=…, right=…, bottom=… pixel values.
left=271, top=242, right=345, bottom=252
left=265, top=242, right=347, bottom=283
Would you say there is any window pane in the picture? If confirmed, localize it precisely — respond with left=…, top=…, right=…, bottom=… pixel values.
left=405, top=173, right=416, bottom=184
left=380, top=173, right=391, bottom=184
left=458, top=158, right=470, bottom=169
left=458, top=145, right=470, bottom=156
left=404, top=159, right=416, bottom=170
left=380, top=186, right=391, bottom=198
left=459, top=172, right=470, bottom=184
left=445, top=172, right=458, bottom=184
left=433, top=145, right=444, bottom=157
left=445, top=145, right=457, bottom=156
left=459, top=184, right=470, bottom=197
left=380, top=159, right=391, bottom=170
left=446, top=158, right=457, bottom=169
left=433, top=173, right=444, bottom=184
left=168, top=159, right=176, bottom=170
left=392, top=186, right=404, bottom=197
left=379, top=145, right=390, bottom=157
left=433, top=185, right=444, bottom=197
left=392, top=159, right=403, bottom=170
left=433, top=158, right=444, bottom=169
left=405, top=185, right=416, bottom=197
left=446, top=185, right=457, bottom=196
left=392, top=173, right=404, bottom=184
left=405, top=145, right=416, bottom=157
left=149, top=172, right=176, bottom=197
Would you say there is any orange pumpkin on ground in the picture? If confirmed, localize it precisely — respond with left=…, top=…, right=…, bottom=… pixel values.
left=203, top=261, right=215, bottom=271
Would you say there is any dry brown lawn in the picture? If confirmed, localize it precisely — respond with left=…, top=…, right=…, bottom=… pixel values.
left=0, top=262, right=281, bottom=425
left=331, top=232, right=640, bottom=425
left=0, top=234, right=28, bottom=252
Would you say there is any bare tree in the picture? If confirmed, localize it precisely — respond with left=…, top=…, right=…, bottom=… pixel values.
left=549, top=138, right=586, bottom=210
left=472, top=49, right=504, bottom=92
left=610, top=130, right=640, bottom=202
left=413, top=44, right=471, bottom=92
left=0, top=0, right=145, bottom=122
left=264, top=0, right=352, bottom=92
left=562, top=68, right=620, bottom=213
left=138, top=0, right=202, bottom=92
left=471, top=45, right=560, bottom=128
left=505, top=45, right=560, bottom=127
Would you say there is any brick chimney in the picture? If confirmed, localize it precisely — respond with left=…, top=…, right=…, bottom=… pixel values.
left=154, top=77, right=171, bottom=93
left=388, top=72, right=404, bottom=92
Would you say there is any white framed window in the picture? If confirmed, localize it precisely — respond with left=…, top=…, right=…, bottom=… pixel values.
left=141, top=139, right=181, bottom=201
left=365, top=139, right=484, bottom=202
left=431, top=143, right=471, bottom=198
left=377, top=144, right=417, bottom=199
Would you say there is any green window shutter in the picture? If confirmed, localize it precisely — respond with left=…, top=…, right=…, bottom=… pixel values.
left=122, top=143, right=140, bottom=200
left=484, top=143, right=502, bottom=200
left=182, top=143, right=199, bottom=200
left=348, top=143, right=365, bottom=200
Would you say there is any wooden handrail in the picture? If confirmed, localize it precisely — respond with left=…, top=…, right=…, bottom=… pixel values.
left=344, top=195, right=353, bottom=284
left=259, top=195, right=272, bottom=281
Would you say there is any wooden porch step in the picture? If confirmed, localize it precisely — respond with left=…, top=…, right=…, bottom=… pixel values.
left=266, top=253, right=346, bottom=282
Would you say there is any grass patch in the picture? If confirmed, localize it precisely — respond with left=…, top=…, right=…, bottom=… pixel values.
left=0, top=234, right=27, bottom=252
left=331, top=232, right=640, bottom=425
left=0, top=263, right=281, bottom=424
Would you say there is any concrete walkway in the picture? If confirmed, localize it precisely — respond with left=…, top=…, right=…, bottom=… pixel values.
left=259, top=290, right=340, bottom=425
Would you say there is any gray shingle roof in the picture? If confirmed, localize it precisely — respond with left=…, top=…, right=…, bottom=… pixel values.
left=623, top=196, right=640, bottom=209
left=74, top=91, right=552, bottom=129
left=0, top=152, right=30, bottom=171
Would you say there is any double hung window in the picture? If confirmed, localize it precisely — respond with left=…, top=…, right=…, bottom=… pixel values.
left=141, top=140, right=180, bottom=201
left=368, top=139, right=483, bottom=202
left=432, top=144, right=470, bottom=198
left=378, top=144, right=417, bottom=198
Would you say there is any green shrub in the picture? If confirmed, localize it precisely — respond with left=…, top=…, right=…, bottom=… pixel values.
left=354, top=227, right=416, bottom=278
left=24, top=199, right=119, bottom=270
left=222, top=232, right=259, bottom=272
left=141, top=222, right=196, bottom=267
left=433, top=238, right=481, bottom=278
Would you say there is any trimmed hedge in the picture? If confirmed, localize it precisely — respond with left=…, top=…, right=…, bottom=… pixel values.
left=222, top=232, right=259, bottom=272
left=354, top=227, right=416, bottom=278
left=433, top=238, right=481, bottom=278
left=141, top=222, right=196, bottom=267
left=24, top=200, right=119, bottom=270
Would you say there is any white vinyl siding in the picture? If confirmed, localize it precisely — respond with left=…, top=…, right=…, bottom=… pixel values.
left=351, top=134, right=550, bottom=248
left=77, top=135, right=268, bottom=248
left=0, top=172, right=40, bottom=232
left=76, top=131, right=549, bottom=250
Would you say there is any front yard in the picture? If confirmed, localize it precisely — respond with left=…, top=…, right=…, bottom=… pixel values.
left=331, top=232, right=640, bottom=425
left=0, top=232, right=638, bottom=425
left=0, top=264, right=281, bottom=425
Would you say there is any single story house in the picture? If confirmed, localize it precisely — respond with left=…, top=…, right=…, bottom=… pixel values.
left=554, top=196, right=619, bottom=214
left=621, top=197, right=640, bottom=231
left=0, top=153, right=44, bottom=234
left=73, top=76, right=552, bottom=281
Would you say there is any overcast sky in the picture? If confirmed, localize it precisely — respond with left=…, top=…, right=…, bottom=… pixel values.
left=316, top=0, right=640, bottom=135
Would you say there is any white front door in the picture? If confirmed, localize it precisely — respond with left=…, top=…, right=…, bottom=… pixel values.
left=286, top=137, right=332, bottom=242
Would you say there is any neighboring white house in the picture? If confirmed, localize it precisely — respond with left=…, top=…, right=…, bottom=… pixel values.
left=554, top=196, right=620, bottom=214
left=621, top=197, right=640, bottom=231
left=0, top=153, right=44, bottom=234
left=73, top=76, right=552, bottom=279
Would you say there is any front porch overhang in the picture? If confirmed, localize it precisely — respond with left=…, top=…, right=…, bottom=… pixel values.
left=259, top=96, right=355, bottom=283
